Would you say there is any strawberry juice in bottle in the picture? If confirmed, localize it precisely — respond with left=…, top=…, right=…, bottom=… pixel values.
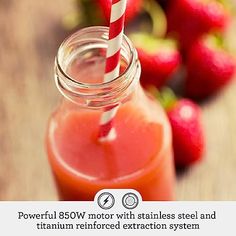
left=46, top=26, right=175, bottom=200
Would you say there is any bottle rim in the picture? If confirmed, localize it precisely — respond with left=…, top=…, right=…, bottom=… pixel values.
left=54, top=26, right=141, bottom=108
left=56, top=26, right=138, bottom=89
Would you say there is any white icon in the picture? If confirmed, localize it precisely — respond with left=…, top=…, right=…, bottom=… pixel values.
left=122, top=193, right=139, bottom=209
left=97, top=192, right=115, bottom=210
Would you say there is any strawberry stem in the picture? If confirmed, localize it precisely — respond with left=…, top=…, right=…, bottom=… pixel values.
left=148, top=86, right=177, bottom=110
left=143, top=0, right=167, bottom=38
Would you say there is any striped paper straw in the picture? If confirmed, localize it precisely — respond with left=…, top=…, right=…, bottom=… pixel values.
left=98, top=0, right=127, bottom=142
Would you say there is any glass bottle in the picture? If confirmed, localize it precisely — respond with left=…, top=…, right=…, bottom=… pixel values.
left=46, top=26, right=175, bottom=200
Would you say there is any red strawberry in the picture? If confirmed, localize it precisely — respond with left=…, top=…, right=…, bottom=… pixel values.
left=97, top=0, right=143, bottom=25
left=130, top=33, right=181, bottom=88
left=150, top=88, right=205, bottom=167
left=155, top=88, right=205, bottom=167
left=167, top=98, right=205, bottom=167
left=186, top=35, right=236, bottom=99
left=167, top=0, right=229, bottom=50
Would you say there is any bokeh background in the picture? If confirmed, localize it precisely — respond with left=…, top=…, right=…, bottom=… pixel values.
left=0, top=0, right=236, bottom=200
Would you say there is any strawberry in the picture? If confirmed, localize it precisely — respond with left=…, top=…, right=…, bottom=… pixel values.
left=168, top=99, right=205, bottom=167
left=155, top=88, right=205, bottom=167
left=97, top=0, right=143, bottom=25
left=167, top=0, right=229, bottom=50
left=130, top=33, right=181, bottom=88
left=185, top=35, right=236, bottom=99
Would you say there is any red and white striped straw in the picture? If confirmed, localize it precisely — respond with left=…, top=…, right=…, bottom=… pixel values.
left=98, top=0, right=127, bottom=142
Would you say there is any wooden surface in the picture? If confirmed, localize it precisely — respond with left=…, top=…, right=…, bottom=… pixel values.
left=0, top=0, right=236, bottom=200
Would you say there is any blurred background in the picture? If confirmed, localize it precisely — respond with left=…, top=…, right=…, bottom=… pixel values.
left=0, top=0, right=236, bottom=200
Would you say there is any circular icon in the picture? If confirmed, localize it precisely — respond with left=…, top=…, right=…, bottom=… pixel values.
left=122, top=192, right=139, bottom=209
left=97, top=192, right=115, bottom=210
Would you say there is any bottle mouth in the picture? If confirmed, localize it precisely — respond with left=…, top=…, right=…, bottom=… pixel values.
left=55, top=26, right=140, bottom=108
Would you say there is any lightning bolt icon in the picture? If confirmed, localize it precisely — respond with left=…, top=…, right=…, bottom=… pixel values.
left=103, top=195, right=110, bottom=206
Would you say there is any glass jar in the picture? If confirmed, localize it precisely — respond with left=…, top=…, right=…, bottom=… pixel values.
left=46, top=26, right=175, bottom=201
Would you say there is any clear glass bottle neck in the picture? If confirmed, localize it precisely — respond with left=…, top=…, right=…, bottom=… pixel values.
left=54, top=26, right=141, bottom=109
